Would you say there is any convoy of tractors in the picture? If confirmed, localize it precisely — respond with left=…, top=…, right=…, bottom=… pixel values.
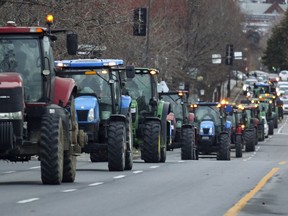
left=0, top=15, right=284, bottom=184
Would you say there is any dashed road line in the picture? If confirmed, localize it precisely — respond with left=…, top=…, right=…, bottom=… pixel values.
left=3, top=171, right=16, bottom=174
left=29, top=166, right=40, bottom=169
left=61, top=189, right=77, bottom=193
left=149, top=166, right=159, bottom=169
left=113, top=175, right=126, bottom=179
left=133, top=170, right=143, bottom=174
left=17, top=198, right=39, bottom=204
left=279, top=161, right=288, bottom=165
left=88, top=182, right=104, bottom=187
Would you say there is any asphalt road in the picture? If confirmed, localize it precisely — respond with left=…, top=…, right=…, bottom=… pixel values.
left=0, top=116, right=287, bottom=216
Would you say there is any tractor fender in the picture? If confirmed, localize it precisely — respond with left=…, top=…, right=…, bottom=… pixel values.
left=51, top=77, right=77, bottom=107
left=121, top=95, right=132, bottom=116
left=110, top=114, right=127, bottom=123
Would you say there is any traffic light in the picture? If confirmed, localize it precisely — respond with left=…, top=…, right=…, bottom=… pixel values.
left=133, top=8, right=147, bottom=36
left=225, top=44, right=234, bottom=65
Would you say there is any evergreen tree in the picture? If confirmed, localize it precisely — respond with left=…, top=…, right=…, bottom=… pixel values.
left=262, top=10, right=288, bottom=72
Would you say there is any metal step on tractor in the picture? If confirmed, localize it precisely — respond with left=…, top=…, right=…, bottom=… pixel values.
left=0, top=15, right=87, bottom=184
left=55, top=59, right=135, bottom=171
left=124, top=68, right=171, bottom=163
left=190, top=100, right=232, bottom=160
left=159, top=89, right=196, bottom=160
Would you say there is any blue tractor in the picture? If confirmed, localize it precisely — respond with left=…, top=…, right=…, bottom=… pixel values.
left=190, top=101, right=232, bottom=160
left=55, top=59, right=135, bottom=171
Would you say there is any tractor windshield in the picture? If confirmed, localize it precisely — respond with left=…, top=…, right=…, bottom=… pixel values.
left=0, top=36, right=42, bottom=102
left=161, top=94, right=183, bottom=119
left=70, top=72, right=111, bottom=104
left=126, top=73, right=152, bottom=109
left=194, top=106, right=221, bottom=126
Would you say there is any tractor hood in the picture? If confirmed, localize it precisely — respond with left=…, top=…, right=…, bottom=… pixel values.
left=75, top=95, right=99, bottom=123
left=199, top=120, right=215, bottom=135
left=75, top=95, right=98, bottom=110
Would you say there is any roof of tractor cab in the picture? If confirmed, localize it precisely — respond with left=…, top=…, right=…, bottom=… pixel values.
left=55, top=59, right=124, bottom=69
left=134, top=67, right=159, bottom=75
left=0, top=24, right=46, bottom=33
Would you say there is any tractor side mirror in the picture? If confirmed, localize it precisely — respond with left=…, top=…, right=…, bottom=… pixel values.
left=126, top=65, right=135, bottom=78
left=67, top=33, right=78, bottom=55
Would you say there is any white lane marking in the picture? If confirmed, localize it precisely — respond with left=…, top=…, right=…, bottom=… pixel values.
left=277, top=117, right=288, bottom=134
left=133, top=170, right=143, bottom=174
left=3, top=171, right=16, bottom=174
left=88, top=182, right=104, bottom=187
left=113, top=175, right=126, bottom=179
left=61, top=189, right=77, bottom=193
left=17, top=198, right=39, bottom=204
left=29, top=166, right=40, bottom=169
left=243, top=146, right=260, bottom=162
left=149, top=166, right=159, bottom=169
left=178, top=160, right=185, bottom=163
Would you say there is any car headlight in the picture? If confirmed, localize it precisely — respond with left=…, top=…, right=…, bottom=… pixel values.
left=87, top=108, right=94, bottom=122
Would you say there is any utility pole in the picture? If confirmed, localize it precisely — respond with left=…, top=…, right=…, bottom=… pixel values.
left=145, top=0, right=151, bottom=66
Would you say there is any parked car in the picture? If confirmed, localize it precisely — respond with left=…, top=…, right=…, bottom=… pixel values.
left=280, top=96, right=288, bottom=114
left=279, top=70, right=288, bottom=81
left=261, top=116, right=269, bottom=138
left=242, top=77, right=257, bottom=95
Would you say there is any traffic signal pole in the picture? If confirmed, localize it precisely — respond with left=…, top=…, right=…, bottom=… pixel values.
left=145, top=0, right=151, bottom=66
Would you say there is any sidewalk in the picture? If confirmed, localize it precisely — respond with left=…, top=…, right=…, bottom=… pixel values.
left=228, top=82, right=243, bottom=103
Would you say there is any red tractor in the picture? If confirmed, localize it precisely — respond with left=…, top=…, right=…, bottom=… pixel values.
left=0, top=15, right=86, bottom=184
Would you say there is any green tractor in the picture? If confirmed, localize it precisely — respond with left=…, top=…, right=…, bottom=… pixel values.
left=239, top=104, right=261, bottom=152
left=258, top=93, right=279, bottom=128
left=125, top=68, right=171, bottom=163
left=257, top=97, right=275, bottom=135
left=159, top=90, right=196, bottom=160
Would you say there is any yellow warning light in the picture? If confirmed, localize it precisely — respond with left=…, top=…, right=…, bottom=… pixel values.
left=46, top=14, right=54, bottom=25
left=149, top=70, right=157, bottom=75
left=85, top=71, right=97, bottom=75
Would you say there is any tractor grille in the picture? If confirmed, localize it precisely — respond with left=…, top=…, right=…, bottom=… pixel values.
left=0, top=87, right=23, bottom=112
left=203, top=128, right=210, bottom=134
left=77, top=110, right=88, bottom=121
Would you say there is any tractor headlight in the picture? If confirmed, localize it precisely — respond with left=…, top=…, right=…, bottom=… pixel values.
left=208, top=128, right=213, bottom=135
left=0, top=111, right=22, bottom=120
left=131, top=108, right=136, bottom=113
left=87, top=108, right=94, bottom=122
left=200, top=127, right=203, bottom=134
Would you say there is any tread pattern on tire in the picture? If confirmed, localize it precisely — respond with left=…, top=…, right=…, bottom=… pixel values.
left=244, top=130, right=255, bottom=152
left=108, top=121, right=126, bottom=171
left=40, top=114, right=64, bottom=185
left=217, top=133, right=230, bottom=161
left=62, top=151, right=76, bottom=183
left=181, top=127, right=195, bottom=160
left=142, top=121, right=161, bottom=163
left=235, top=134, right=242, bottom=158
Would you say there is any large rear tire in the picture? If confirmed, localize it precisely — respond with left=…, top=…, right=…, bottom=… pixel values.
left=40, top=114, right=64, bottom=185
left=268, top=120, right=274, bottom=135
left=235, top=134, right=242, bottom=158
left=181, top=127, right=196, bottom=160
left=108, top=121, right=126, bottom=171
left=258, top=124, right=265, bottom=141
left=217, top=133, right=230, bottom=161
left=142, top=121, right=161, bottom=163
left=244, top=130, right=255, bottom=152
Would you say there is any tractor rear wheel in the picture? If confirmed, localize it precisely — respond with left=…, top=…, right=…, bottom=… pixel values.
left=181, top=127, right=196, bottom=160
left=108, top=121, right=126, bottom=171
left=142, top=121, right=161, bottom=163
left=40, top=114, right=64, bottom=185
left=235, top=134, right=242, bottom=158
left=125, top=113, right=133, bottom=170
left=268, top=120, right=274, bottom=135
left=217, top=133, right=230, bottom=161
left=244, top=130, right=255, bottom=152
